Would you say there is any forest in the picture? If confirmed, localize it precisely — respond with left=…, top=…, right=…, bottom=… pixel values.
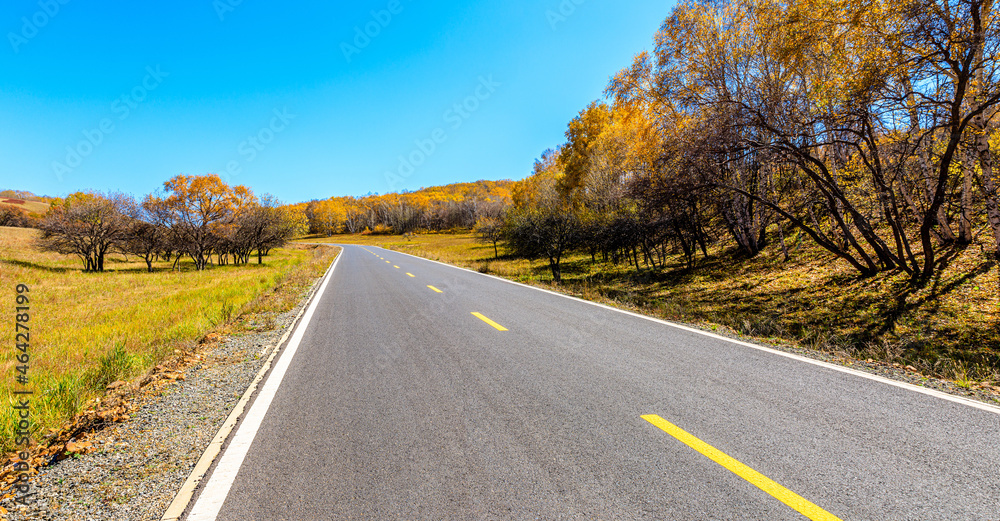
left=301, top=0, right=999, bottom=288
left=291, top=180, right=513, bottom=236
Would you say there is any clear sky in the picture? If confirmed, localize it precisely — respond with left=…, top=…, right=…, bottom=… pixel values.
left=1, top=0, right=672, bottom=203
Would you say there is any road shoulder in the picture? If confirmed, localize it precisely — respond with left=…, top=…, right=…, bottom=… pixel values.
left=1, top=250, right=338, bottom=521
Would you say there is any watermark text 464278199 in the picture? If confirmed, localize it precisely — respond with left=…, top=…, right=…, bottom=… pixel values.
left=12, top=284, right=35, bottom=506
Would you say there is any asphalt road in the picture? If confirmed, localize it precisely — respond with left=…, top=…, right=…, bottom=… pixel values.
left=184, top=244, right=1000, bottom=520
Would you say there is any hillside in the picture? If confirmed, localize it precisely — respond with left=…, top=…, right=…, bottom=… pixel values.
left=289, top=179, right=513, bottom=235
left=0, top=190, right=51, bottom=215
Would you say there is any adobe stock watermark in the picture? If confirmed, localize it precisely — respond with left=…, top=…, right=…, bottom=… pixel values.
left=7, top=0, right=72, bottom=54
left=213, top=0, right=244, bottom=22
left=341, top=0, right=408, bottom=63
left=384, top=75, right=500, bottom=191
left=547, top=0, right=586, bottom=30
left=220, top=108, right=295, bottom=183
left=52, top=65, right=169, bottom=181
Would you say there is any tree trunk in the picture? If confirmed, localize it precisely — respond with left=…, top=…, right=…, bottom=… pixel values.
left=980, top=127, right=1000, bottom=257
left=921, top=129, right=965, bottom=280
left=904, top=72, right=956, bottom=245
left=777, top=221, right=790, bottom=261
left=959, top=151, right=974, bottom=244
left=923, top=161, right=958, bottom=245
left=971, top=1, right=1000, bottom=256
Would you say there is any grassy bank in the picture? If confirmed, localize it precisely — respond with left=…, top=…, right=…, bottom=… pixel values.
left=0, top=227, right=338, bottom=453
left=301, top=232, right=999, bottom=386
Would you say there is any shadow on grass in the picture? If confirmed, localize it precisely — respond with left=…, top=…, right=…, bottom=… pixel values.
left=876, top=250, right=987, bottom=337
left=1, top=258, right=74, bottom=273
left=555, top=245, right=999, bottom=373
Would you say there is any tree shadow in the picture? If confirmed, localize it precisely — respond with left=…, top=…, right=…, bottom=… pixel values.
left=559, top=244, right=998, bottom=362
left=874, top=249, right=997, bottom=347
left=1, top=258, right=74, bottom=273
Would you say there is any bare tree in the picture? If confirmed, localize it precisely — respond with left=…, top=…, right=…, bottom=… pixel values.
left=39, top=192, right=131, bottom=272
left=0, top=205, right=32, bottom=228
left=475, top=215, right=504, bottom=259
left=121, top=195, right=169, bottom=272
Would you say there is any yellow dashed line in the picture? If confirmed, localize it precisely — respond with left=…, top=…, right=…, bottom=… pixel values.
left=641, top=415, right=842, bottom=521
left=471, top=312, right=507, bottom=331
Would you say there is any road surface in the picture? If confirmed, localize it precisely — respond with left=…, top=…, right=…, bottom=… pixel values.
left=182, top=244, right=1000, bottom=520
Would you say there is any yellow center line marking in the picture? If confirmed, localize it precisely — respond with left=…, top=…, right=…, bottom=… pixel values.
left=406, top=273, right=415, bottom=278
left=394, top=265, right=400, bottom=269
left=471, top=312, right=508, bottom=331
left=427, top=285, right=443, bottom=293
left=386, top=260, right=391, bottom=264
left=641, top=415, right=842, bottom=521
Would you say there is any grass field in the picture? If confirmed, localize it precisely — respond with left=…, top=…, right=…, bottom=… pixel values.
left=0, top=227, right=338, bottom=454
left=300, top=232, right=1000, bottom=385
left=0, top=199, right=49, bottom=216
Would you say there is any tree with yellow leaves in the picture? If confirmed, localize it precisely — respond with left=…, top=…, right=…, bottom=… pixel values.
left=157, top=174, right=253, bottom=270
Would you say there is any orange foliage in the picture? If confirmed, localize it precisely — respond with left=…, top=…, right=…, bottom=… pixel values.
left=294, top=179, right=514, bottom=235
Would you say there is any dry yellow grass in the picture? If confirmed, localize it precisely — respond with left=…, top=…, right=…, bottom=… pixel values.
left=0, top=227, right=338, bottom=453
left=300, top=232, right=999, bottom=383
left=0, top=199, right=49, bottom=215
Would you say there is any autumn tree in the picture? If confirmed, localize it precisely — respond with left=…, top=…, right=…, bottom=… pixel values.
left=475, top=215, right=504, bottom=258
left=121, top=195, right=170, bottom=272
left=503, top=151, right=583, bottom=283
left=312, top=199, right=346, bottom=236
left=39, top=192, right=131, bottom=272
left=297, top=181, right=514, bottom=236
left=897, top=0, right=1000, bottom=273
left=157, top=174, right=250, bottom=270
left=559, top=102, right=614, bottom=199
left=504, top=205, right=581, bottom=283
left=0, top=205, right=32, bottom=228
left=234, top=195, right=303, bottom=264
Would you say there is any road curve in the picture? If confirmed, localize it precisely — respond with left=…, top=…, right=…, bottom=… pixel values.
left=182, top=244, right=1000, bottom=520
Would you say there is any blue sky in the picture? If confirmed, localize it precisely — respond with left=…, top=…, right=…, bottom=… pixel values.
left=1, top=0, right=672, bottom=203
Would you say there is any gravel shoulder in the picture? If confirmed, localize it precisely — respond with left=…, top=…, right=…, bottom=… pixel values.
left=1, top=273, right=325, bottom=521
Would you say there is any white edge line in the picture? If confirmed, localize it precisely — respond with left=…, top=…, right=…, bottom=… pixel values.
left=350, top=244, right=1000, bottom=417
left=161, top=248, right=342, bottom=521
